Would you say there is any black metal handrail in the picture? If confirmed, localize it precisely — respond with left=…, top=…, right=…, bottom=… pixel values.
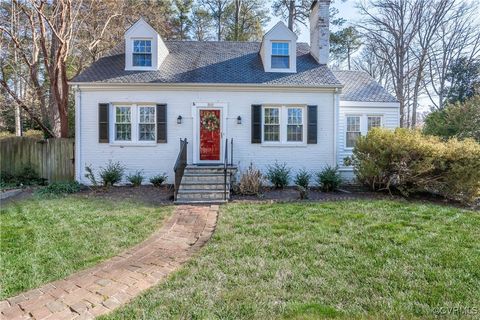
left=174, top=138, right=188, bottom=201
left=230, top=138, right=234, bottom=166
left=224, top=138, right=228, bottom=200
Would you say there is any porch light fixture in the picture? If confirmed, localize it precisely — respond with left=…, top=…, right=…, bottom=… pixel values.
left=177, top=115, right=182, bottom=124
left=237, top=116, right=242, bottom=124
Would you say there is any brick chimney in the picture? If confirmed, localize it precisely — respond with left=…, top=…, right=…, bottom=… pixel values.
left=309, top=0, right=331, bottom=65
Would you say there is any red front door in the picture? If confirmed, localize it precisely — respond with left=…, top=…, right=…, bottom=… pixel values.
left=199, top=109, right=221, bottom=161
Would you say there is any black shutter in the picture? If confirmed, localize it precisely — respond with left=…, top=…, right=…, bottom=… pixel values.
left=157, top=104, right=167, bottom=143
left=98, top=103, right=109, bottom=143
left=307, top=105, right=318, bottom=144
left=251, top=104, right=261, bottom=144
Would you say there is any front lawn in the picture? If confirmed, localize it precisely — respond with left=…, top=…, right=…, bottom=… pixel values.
left=0, top=196, right=171, bottom=299
left=103, top=200, right=479, bottom=319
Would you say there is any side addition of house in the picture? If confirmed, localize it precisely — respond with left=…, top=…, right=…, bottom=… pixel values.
left=70, top=0, right=399, bottom=202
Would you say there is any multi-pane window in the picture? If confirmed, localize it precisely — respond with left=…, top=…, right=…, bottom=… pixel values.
left=133, top=40, right=152, bottom=67
left=113, top=105, right=156, bottom=143
left=139, top=107, right=156, bottom=141
left=346, top=116, right=361, bottom=148
left=264, top=108, right=280, bottom=142
left=115, top=107, right=131, bottom=141
left=262, top=106, right=305, bottom=143
left=287, top=108, right=303, bottom=142
left=271, top=42, right=289, bottom=69
left=368, top=116, right=382, bottom=131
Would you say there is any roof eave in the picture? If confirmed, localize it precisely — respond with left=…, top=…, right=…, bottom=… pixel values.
left=69, top=82, right=343, bottom=89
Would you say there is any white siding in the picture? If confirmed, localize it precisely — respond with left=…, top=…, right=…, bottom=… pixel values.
left=337, top=102, right=400, bottom=175
left=76, top=87, right=336, bottom=185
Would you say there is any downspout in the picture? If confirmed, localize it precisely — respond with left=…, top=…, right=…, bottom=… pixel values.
left=333, top=88, right=338, bottom=167
left=75, top=85, right=82, bottom=182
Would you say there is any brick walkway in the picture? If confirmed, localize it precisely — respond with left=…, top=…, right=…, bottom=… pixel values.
left=0, top=205, right=219, bottom=320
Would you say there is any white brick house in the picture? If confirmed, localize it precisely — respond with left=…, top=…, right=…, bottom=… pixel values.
left=71, top=0, right=398, bottom=201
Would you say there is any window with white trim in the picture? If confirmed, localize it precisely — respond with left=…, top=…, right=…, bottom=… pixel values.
left=139, top=106, right=156, bottom=141
left=113, top=104, right=156, bottom=143
left=271, top=42, right=289, bottom=69
left=262, top=105, right=305, bottom=144
left=133, top=39, right=152, bottom=67
left=368, top=116, right=382, bottom=131
left=115, top=107, right=132, bottom=141
left=264, top=107, right=280, bottom=142
left=287, top=108, right=303, bottom=142
left=346, top=116, right=361, bottom=148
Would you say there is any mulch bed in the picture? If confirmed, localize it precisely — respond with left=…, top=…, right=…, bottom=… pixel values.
left=231, top=186, right=385, bottom=203
left=76, top=185, right=174, bottom=206
left=2, top=185, right=474, bottom=210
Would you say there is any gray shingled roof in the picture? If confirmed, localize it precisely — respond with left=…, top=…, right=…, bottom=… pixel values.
left=71, top=41, right=341, bottom=86
left=333, top=70, right=398, bottom=103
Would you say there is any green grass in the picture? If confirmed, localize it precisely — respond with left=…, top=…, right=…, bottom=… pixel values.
left=0, top=196, right=171, bottom=299
left=102, top=200, right=480, bottom=320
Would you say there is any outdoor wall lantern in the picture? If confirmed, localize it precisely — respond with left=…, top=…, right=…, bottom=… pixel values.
left=237, top=116, right=242, bottom=124
left=177, top=115, right=183, bottom=124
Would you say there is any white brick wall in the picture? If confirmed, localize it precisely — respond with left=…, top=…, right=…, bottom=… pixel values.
left=75, top=87, right=337, bottom=185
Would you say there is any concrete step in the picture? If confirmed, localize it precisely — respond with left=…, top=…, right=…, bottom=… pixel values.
left=185, top=165, right=237, bottom=175
left=174, top=199, right=228, bottom=205
left=182, top=173, right=232, bottom=184
left=179, top=182, right=227, bottom=191
left=176, top=189, right=230, bottom=202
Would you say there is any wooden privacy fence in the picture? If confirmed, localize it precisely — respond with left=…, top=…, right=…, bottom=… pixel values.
left=0, top=137, right=74, bottom=182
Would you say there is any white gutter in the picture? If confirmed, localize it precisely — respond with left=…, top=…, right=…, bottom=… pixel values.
left=68, top=81, right=344, bottom=90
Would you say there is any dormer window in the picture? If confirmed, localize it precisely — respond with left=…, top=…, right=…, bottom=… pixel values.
left=133, top=39, right=152, bottom=67
left=271, top=42, right=290, bottom=69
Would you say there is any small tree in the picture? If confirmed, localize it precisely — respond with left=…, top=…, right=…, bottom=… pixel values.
left=423, top=96, right=480, bottom=142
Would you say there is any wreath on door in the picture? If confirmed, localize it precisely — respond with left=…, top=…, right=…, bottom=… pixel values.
left=201, top=112, right=220, bottom=132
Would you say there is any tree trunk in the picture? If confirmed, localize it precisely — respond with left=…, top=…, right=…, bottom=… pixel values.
left=15, top=105, right=22, bottom=136
left=234, top=0, right=240, bottom=40
left=347, top=46, right=351, bottom=70
left=288, top=0, right=294, bottom=31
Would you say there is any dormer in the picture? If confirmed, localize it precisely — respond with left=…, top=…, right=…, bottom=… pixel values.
left=124, top=18, right=169, bottom=71
left=260, top=21, right=298, bottom=73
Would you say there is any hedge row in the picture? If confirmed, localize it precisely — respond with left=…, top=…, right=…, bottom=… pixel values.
left=349, top=128, right=480, bottom=204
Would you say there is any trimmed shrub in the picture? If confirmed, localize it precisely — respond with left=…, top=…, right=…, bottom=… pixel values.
left=266, top=162, right=291, bottom=189
left=99, top=161, right=125, bottom=187
left=236, top=163, right=264, bottom=195
left=352, top=128, right=480, bottom=204
left=316, top=166, right=342, bottom=192
left=0, top=166, right=44, bottom=187
left=127, top=170, right=144, bottom=187
left=36, top=181, right=81, bottom=195
left=150, top=174, right=168, bottom=187
left=294, top=169, right=311, bottom=189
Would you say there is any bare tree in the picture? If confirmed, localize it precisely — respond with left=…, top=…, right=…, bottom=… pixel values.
left=272, top=0, right=311, bottom=32
left=353, top=41, right=393, bottom=92
left=424, top=1, right=480, bottom=110
left=358, top=0, right=423, bottom=127
left=410, top=0, right=455, bottom=127
left=0, top=0, right=53, bottom=136
left=0, top=0, right=122, bottom=137
left=226, top=0, right=269, bottom=41
left=200, top=0, right=231, bottom=41
left=191, top=6, right=213, bottom=40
